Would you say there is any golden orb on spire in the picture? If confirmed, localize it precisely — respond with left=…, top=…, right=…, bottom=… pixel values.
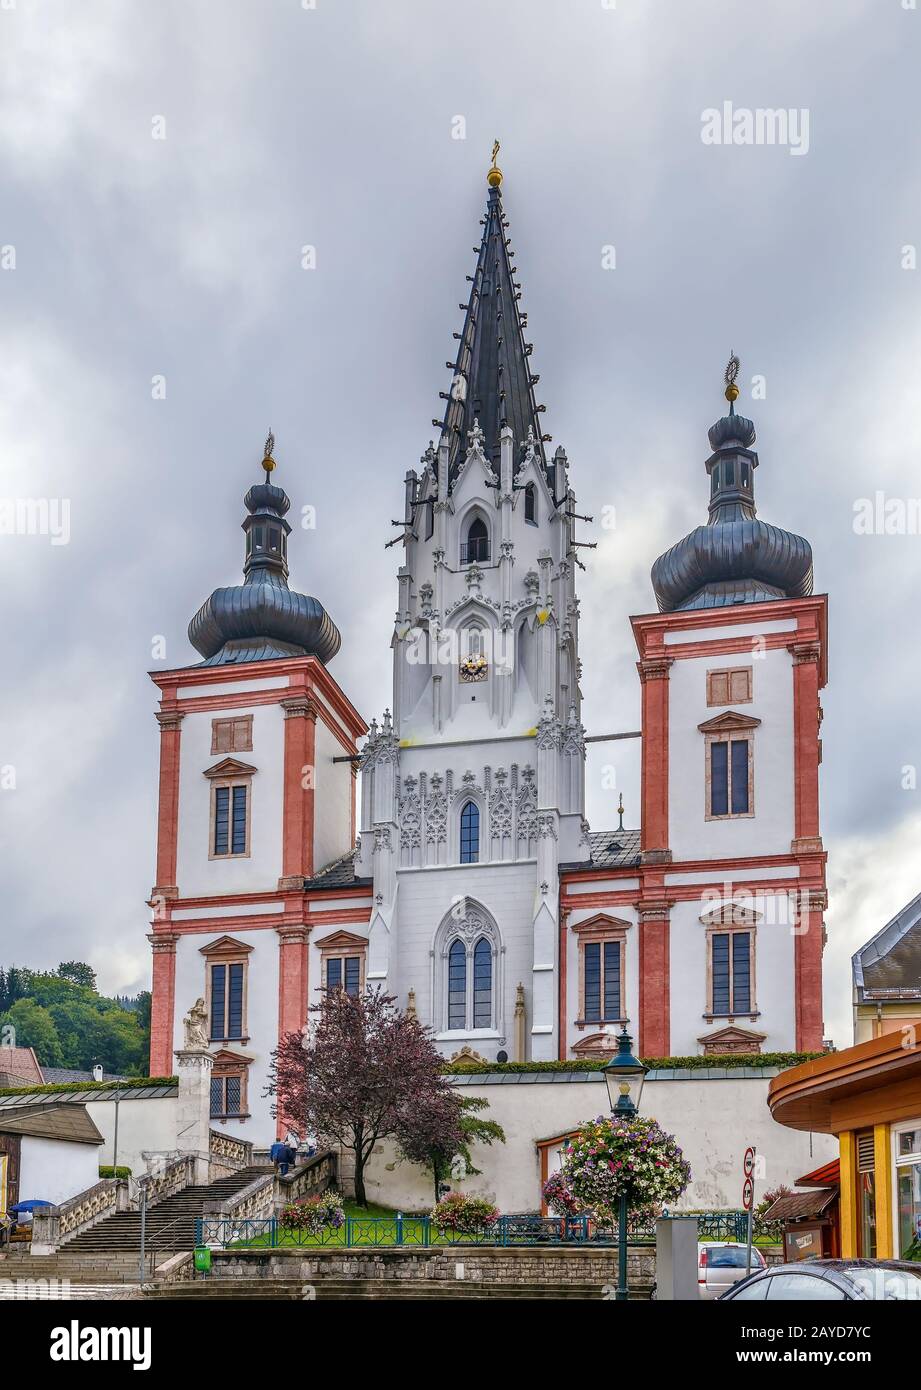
left=262, top=428, right=276, bottom=476
left=724, top=352, right=741, bottom=404
left=487, top=139, right=503, bottom=188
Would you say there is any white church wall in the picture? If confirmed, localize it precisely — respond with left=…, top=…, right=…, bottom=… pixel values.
left=360, top=1074, right=837, bottom=1215
left=312, top=717, right=353, bottom=874
left=668, top=645, right=794, bottom=862
left=83, top=1098, right=179, bottom=1177
left=172, top=928, right=279, bottom=1139
left=176, top=701, right=286, bottom=897
left=668, top=895, right=797, bottom=1054
left=392, top=861, right=539, bottom=1059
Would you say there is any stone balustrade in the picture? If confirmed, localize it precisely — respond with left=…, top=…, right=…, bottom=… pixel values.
left=208, top=1129, right=254, bottom=1177
left=31, top=1178, right=131, bottom=1255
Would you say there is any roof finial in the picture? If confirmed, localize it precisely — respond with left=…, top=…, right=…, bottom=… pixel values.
left=617, top=792, right=625, bottom=833
left=487, top=139, right=503, bottom=189
left=262, top=429, right=276, bottom=477
left=724, top=352, right=740, bottom=412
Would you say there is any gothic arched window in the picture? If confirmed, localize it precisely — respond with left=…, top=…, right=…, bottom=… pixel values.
left=463, top=515, right=489, bottom=565
left=448, top=940, right=467, bottom=1029
left=524, top=482, right=537, bottom=525
left=473, top=937, right=492, bottom=1028
left=460, top=800, right=480, bottom=863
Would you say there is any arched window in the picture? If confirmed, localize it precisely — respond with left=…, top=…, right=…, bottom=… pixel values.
left=465, top=627, right=484, bottom=658
left=460, top=801, right=480, bottom=864
left=463, top=515, right=489, bottom=565
left=448, top=940, right=467, bottom=1029
left=524, top=482, right=537, bottom=525
left=473, top=937, right=492, bottom=1028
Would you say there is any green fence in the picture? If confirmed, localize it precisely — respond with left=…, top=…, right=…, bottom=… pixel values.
left=196, top=1209, right=748, bottom=1250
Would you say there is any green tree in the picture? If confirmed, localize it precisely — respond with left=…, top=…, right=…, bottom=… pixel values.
left=57, top=961, right=97, bottom=991
left=399, top=1095, right=506, bottom=1205
left=0, top=998, right=64, bottom=1067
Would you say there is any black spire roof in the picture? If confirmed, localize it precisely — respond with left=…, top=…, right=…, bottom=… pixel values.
left=440, top=171, right=548, bottom=483
left=651, top=371, right=813, bottom=613
left=188, top=438, right=341, bottom=667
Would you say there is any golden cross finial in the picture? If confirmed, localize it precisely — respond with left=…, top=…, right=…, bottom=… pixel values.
left=487, top=139, right=503, bottom=188
left=262, top=429, right=276, bottom=475
left=724, top=352, right=741, bottom=404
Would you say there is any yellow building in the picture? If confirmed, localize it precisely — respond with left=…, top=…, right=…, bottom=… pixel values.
left=769, top=1034, right=921, bottom=1260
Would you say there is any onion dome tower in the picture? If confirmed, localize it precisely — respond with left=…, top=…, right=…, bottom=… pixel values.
left=651, top=356, right=814, bottom=612
left=187, top=433, right=341, bottom=666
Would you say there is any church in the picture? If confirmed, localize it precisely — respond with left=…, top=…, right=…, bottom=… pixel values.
left=147, top=156, right=828, bottom=1139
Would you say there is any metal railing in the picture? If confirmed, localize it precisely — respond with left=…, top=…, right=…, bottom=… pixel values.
left=196, top=1208, right=750, bottom=1252
left=460, top=538, right=490, bottom=565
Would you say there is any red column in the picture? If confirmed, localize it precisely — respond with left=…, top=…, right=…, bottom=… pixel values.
left=795, top=889, right=826, bottom=1052
left=637, top=901, right=671, bottom=1056
left=276, top=925, right=310, bottom=1138
left=789, top=641, right=823, bottom=853
left=278, top=695, right=318, bottom=889
left=153, top=710, right=184, bottom=897
left=638, top=656, right=673, bottom=863
left=148, top=932, right=178, bottom=1076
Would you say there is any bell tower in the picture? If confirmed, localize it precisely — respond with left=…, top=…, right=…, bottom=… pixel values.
left=357, top=153, right=589, bottom=1061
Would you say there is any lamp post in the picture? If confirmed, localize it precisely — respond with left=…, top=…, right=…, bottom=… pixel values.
left=602, top=1026, right=647, bottom=1302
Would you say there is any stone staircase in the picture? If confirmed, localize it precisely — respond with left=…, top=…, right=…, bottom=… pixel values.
left=0, top=1165, right=271, bottom=1284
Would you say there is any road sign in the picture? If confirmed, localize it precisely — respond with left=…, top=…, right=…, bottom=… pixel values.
left=742, top=1176, right=754, bottom=1212
left=743, top=1146, right=756, bottom=1179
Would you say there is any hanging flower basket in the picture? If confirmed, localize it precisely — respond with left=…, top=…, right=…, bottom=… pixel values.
left=557, top=1114, right=691, bottom=1226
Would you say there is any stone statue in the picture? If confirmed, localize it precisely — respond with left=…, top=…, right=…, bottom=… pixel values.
left=182, top=997, right=209, bottom=1050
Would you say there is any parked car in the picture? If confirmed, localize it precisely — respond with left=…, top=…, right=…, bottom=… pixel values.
left=718, top=1258, right=921, bottom=1301
left=698, top=1241, right=767, bottom=1300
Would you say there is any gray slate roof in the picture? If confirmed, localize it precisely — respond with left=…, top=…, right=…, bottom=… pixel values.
left=0, top=1083, right=177, bottom=1109
left=302, top=849, right=372, bottom=893
left=560, top=828, right=642, bottom=875
left=853, top=890, right=921, bottom=1001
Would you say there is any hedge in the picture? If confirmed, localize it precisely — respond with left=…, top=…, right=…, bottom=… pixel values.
left=444, top=1053, right=821, bottom=1075
left=0, top=1076, right=177, bottom=1098
left=98, top=1166, right=132, bottom=1179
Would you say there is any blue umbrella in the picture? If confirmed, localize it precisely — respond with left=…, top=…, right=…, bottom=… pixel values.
left=8, top=1200, right=53, bottom=1213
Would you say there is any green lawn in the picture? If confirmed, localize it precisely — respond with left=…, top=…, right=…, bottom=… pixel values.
left=231, top=1200, right=492, bottom=1249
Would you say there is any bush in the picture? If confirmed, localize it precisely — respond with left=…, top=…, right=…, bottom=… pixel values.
left=431, top=1192, right=499, bottom=1235
left=98, top=1166, right=132, bottom=1179
left=443, top=1053, right=820, bottom=1075
left=278, top=1189, right=345, bottom=1235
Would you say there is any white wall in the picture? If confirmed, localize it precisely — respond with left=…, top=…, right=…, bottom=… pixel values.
left=312, top=716, right=353, bottom=874
left=176, top=701, right=286, bottom=897
left=19, top=1136, right=101, bottom=1206
left=84, top=1098, right=180, bottom=1177
left=668, top=645, right=794, bottom=862
left=173, top=929, right=279, bottom=1140
left=361, top=1074, right=836, bottom=1214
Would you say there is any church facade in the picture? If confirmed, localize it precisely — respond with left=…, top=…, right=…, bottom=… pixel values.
left=147, top=162, right=828, bottom=1139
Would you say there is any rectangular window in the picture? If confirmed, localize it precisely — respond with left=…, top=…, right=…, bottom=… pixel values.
left=212, top=783, right=249, bottom=855
left=326, top=956, right=362, bottom=997
left=710, top=931, right=753, bottom=1016
left=473, top=949, right=491, bottom=1029
left=583, top=940, right=622, bottom=1023
left=210, top=1074, right=244, bottom=1118
left=707, top=668, right=752, bottom=706
left=708, top=737, right=752, bottom=818
left=209, top=961, right=244, bottom=1040
left=211, top=716, right=253, bottom=754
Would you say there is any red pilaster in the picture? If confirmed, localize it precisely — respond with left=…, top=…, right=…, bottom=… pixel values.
left=794, top=888, right=826, bottom=1052
left=278, top=695, right=318, bottom=889
left=637, top=899, right=671, bottom=1056
left=153, top=710, right=184, bottom=897
left=148, top=932, right=178, bottom=1075
left=276, top=924, right=310, bottom=1138
left=789, top=640, right=823, bottom=852
left=637, top=655, right=673, bottom=863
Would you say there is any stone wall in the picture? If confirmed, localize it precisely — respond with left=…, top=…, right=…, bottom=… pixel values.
left=192, top=1243, right=654, bottom=1293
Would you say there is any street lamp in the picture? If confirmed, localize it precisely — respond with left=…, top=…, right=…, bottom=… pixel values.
left=602, top=1026, right=647, bottom=1302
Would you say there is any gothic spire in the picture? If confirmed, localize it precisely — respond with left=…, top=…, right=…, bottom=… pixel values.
left=439, top=149, right=548, bottom=484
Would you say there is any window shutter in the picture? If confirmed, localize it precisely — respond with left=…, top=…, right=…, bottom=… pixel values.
left=730, top=669, right=752, bottom=702
left=708, top=672, right=730, bottom=705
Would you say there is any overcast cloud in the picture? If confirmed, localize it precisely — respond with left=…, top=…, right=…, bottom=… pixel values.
left=1, top=0, right=920, bottom=1048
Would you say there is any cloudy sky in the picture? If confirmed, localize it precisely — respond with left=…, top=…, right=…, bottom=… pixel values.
left=1, top=0, right=920, bottom=1047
